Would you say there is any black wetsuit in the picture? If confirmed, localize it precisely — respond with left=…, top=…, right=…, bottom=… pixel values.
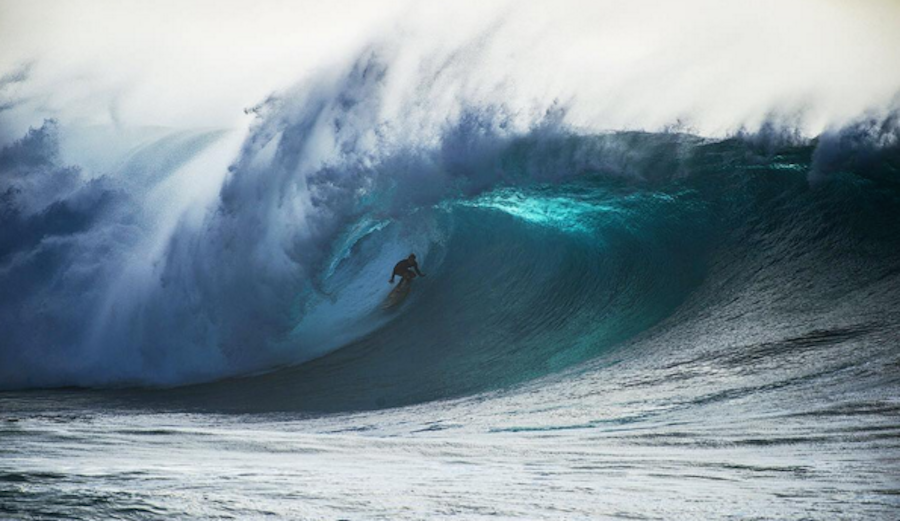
left=391, top=258, right=424, bottom=283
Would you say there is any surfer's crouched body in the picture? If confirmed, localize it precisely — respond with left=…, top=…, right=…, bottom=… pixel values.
left=390, top=254, right=425, bottom=284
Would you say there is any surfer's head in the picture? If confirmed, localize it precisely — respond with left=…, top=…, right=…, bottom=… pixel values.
left=409, top=253, right=416, bottom=260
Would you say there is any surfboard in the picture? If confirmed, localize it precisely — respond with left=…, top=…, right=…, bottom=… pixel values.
left=382, top=278, right=412, bottom=310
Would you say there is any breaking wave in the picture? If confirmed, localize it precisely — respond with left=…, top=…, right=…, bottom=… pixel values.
left=1, top=48, right=899, bottom=412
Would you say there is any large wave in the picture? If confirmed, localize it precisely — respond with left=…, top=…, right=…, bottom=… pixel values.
left=1, top=45, right=899, bottom=403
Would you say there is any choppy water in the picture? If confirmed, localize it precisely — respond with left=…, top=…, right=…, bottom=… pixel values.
left=3, top=315, right=899, bottom=520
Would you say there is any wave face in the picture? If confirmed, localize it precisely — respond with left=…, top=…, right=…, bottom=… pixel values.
left=1, top=50, right=899, bottom=407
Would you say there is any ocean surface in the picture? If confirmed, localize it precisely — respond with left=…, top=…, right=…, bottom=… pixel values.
left=2, top=51, right=900, bottom=519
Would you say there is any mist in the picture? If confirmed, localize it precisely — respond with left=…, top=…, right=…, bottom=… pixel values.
left=1, top=0, right=898, bottom=143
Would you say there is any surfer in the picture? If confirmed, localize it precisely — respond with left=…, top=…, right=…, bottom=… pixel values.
left=390, top=253, right=425, bottom=285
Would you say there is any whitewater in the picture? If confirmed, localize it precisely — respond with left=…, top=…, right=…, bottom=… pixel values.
left=2, top=1, right=900, bottom=519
